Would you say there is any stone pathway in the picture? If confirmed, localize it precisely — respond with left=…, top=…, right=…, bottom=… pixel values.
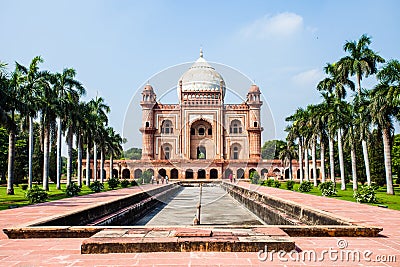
left=0, top=181, right=399, bottom=266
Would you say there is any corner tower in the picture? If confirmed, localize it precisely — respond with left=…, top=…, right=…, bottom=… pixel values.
left=246, top=84, right=263, bottom=160
left=140, top=84, right=156, bottom=160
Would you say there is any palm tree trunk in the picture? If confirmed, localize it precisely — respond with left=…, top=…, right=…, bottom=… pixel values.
left=329, top=135, right=335, bottom=184
left=66, top=128, right=73, bottom=186
left=77, top=134, right=82, bottom=187
left=298, top=140, right=303, bottom=183
left=338, top=129, right=346, bottom=190
left=100, top=148, right=105, bottom=183
left=109, top=153, right=113, bottom=179
left=350, top=142, right=358, bottom=191
left=289, top=157, right=293, bottom=180
left=85, top=142, right=90, bottom=186
left=7, top=128, right=15, bottom=195
left=304, top=139, right=309, bottom=181
left=311, top=138, right=317, bottom=186
left=356, top=73, right=361, bottom=96
left=43, top=123, right=50, bottom=191
left=361, top=139, right=371, bottom=185
left=382, top=127, right=394, bottom=195
left=93, top=142, right=97, bottom=181
left=28, top=116, right=34, bottom=189
left=320, top=136, right=326, bottom=183
left=56, top=117, right=62, bottom=189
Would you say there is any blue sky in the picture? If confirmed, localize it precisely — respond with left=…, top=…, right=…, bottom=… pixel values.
left=1, top=0, right=399, bottom=149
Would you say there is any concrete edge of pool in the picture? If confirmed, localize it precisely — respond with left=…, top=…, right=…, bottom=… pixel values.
left=2, top=181, right=383, bottom=253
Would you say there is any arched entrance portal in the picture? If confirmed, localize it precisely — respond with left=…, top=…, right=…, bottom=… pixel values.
left=158, top=168, right=166, bottom=178
left=197, top=146, right=206, bottom=159
left=237, top=168, right=244, bottom=179
left=198, top=169, right=206, bottom=179
left=224, top=168, right=233, bottom=179
left=210, top=169, right=218, bottom=179
left=190, top=119, right=214, bottom=160
left=185, top=169, right=194, bottom=179
left=249, top=168, right=257, bottom=178
left=122, top=169, right=130, bottom=179
left=170, top=168, right=179, bottom=179
left=134, top=169, right=142, bottom=179
left=112, top=169, right=118, bottom=178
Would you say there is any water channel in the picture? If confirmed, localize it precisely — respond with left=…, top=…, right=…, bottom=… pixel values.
left=135, top=185, right=264, bottom=226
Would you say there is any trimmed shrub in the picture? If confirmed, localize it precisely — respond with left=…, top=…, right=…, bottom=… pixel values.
left=353, top=185, right=377, bottom=203
left=121, top=179, right=130, bottom=188
left=286, top=180, right=295, bottom=190
left=20, top=184, right=28, bottom=190
left=298, top=181, right=313, bottom=192
left=89, top=181, right=104, bottom=193
left=250, top=172, right=261, bottom=184
left=318, top=181, right=337, bottom=196
left=66, top=182, right=81, bottom=197
left=274, top=180, right=281, bottom=188
left=266, top=179, right=275, bottom=187
left=130, top=180, right=138, bottom=186
left=25, top=185, right=48, bottom=204
left=108, top=177, right=120, bottom=189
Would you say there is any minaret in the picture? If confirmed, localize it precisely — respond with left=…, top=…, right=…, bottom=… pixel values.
left=246, top=84, right=263, bottom=160
left=140, top=84, right=156, bottom=160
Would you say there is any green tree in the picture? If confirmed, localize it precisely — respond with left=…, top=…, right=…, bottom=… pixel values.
left=369, top=60, right=400, bottom=194
left=339, top=34, right=385, bottom=187
left=317, top=63, right=355, bottom=190
left=392, top=134, right=400, bottom=178
left=261, top=140, right=286, bottom=160
left=38, top=72, right=57, bottom=191
left=123, top=147, right=142, bottom=160
left=88, top=96, right=110, bottom=182
left=15, top=56, right=47, bottom=189
left=51, top=68, right=85, bottom=188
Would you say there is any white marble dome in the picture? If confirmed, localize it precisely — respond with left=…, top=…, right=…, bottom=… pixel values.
left=178, top=50, right=225, bottom=97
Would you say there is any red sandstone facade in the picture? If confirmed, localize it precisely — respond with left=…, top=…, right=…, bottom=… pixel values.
left=85, top=51, right=321, bottom=180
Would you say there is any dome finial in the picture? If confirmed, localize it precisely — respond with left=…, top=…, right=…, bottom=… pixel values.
left=200, top=47, right=203, bottom=58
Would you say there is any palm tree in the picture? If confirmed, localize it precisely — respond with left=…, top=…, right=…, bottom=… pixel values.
left=341, top=102, right=358, bottom=190
left=321, top=93, right=339, bottom=184
left=105, top=127, right=125, bottom=180
left=311, top=103, right=328, bottom=183
left=38, top=74, right=57, bottom=191
left=339, top=34, right=385, bottom=186
left=88, top=96, right=110, bottom=182
left=317, top=63, right=355, bottom=190
left=51, top=69, right=85, bottom=186
left=0, top=62, right=9, bottom=125
left=369, top=60, right=400, bottom=195
left=286, top=108, right=309, bottom=182
left=51, top=68, right=85, bottom=188
left=339, top=34, right=385, bottom=95
left=75, top=102, right=88, bottom=187
left=279, top=139, right=297, bottom=180
left=4, top=66, right=28, bottom=194
left=306, top=105, right=318, bottom=186
left=15, top=56, right=47, bottom=189
left=353, top=91, right=372, bottom=185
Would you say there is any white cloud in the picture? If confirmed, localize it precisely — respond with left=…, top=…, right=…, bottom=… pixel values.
left=240, top=12, right=304, bottom=40
left=292, top=68, right=324, bottom=88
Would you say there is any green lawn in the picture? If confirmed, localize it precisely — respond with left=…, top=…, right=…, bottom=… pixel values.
left=285, top=182, right=400, bottom=211
left=0, top=182, right=121, bottom=211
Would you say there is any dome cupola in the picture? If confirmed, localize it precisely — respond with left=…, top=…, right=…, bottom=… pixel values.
left=178, top=49, right=225, bottom=102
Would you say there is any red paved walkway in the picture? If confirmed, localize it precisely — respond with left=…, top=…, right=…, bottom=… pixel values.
left=0, top=182, right=399, bottom=266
